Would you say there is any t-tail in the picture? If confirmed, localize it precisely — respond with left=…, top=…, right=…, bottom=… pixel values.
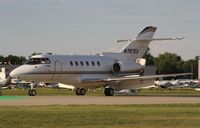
left=102, top=26, right=156, bottom=61
left=102, top=26, right=183, bottom=62
left=119, top=26, right=157, bottom=60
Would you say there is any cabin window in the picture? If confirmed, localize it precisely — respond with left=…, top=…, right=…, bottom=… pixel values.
left=80, top=61, right=84, bottom=66
left=70, top=61, right=73, bottom=66
left=91, top=61, right=95, bottom=66
left=75, top=61, right=78, bottom=66
left=86, top=61, right=89, bottom=66
left=97, top=61, right=100, bottom=66
left=45, top=58, right=51, bottom=64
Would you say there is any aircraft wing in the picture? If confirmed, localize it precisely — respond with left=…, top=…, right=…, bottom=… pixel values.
left=80, top=73, right=192, bottom=83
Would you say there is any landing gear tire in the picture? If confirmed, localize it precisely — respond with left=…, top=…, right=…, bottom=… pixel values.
left=28, top=89, right=37, bottom=96
left=80, top=88, right=86, bottom=95
left=75, top=88, right=81, bottom=95
left=75, top=88, right=86, bottom=96
left=104, top=88, right=114, bottom=96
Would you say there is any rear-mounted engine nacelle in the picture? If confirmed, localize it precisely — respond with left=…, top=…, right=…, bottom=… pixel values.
left=112, top=61, right=143, bottom=74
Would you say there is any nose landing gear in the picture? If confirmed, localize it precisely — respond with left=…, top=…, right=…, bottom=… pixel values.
left=28, top=89, right=37, bottom=96
left=28, top=83, right=37, bottom=96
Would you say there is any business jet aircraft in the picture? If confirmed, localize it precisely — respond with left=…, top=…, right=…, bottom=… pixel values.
left=8, top=26, right=187, bottom=96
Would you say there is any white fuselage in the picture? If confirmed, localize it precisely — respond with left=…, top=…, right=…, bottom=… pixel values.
left=10, top=54, right=143, bottom=89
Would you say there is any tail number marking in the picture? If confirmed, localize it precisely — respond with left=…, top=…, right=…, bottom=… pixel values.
left=124, top=49, right=139, bottom=54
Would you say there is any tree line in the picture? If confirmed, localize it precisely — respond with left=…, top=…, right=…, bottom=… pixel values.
left=144, top=48, right=198, bottom=79
left=0, top=55, right=27, bottom=65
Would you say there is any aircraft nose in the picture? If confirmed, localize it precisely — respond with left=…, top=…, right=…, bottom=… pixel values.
left=10, top=67, right=20, bottom=78
left=10, top=65, right=27, bottom=78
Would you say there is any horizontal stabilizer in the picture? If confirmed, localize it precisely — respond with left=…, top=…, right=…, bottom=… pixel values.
left=115, top=39, right=132, bottom=43
left=116, top=37, right=184, bottom=43
left=143, top=37, right=184, bottom=41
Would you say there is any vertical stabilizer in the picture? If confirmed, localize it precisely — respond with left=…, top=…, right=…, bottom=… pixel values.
left=136, top=26, right=157, bottom=40
left=102, top=26, right=157, bottom=61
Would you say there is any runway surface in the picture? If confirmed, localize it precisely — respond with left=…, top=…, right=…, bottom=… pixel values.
left=0, top=96, right=200, bottom=106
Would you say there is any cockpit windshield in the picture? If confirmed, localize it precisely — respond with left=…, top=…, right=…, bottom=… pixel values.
left=26, top=58, right=51, bottom=65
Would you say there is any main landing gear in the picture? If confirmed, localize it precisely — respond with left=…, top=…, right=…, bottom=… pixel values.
left=104, top=87, right=114, bottom=96
left=75, top=88, right=86, bottom=96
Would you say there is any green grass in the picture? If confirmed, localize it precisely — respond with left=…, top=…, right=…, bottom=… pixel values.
left=1, top=88, right=200, bottom=128
left=2, top=88, right=104, bottom=96
left=0, top=96, right=26, bottom=100
left=2, top=87, right=200, bottom=96
left=0, top=104, right=200, bottom=128
left=139, top=88, right=200, bottom=96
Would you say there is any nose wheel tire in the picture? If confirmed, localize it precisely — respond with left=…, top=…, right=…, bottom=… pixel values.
left=75, top=88, right=86, bottom=96
left=28, top=89, right=37, bottom=96
left=104, top=88, right=114, bottom=96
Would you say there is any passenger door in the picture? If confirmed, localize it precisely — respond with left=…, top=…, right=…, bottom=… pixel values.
left=51, top=60, right=62, bottom=81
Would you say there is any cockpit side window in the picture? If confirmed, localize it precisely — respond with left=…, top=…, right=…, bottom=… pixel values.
left=45, top=58, right=51, bottom=64
left=41, top=58, right=46, bottom=64
left=26, top=58, right=51, bottom=65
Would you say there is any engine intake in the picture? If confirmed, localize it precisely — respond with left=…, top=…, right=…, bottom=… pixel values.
left=112, top=63, right=121, bottom=73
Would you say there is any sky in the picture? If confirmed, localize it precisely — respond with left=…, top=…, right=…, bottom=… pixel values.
left=0, top=0, right=200, bottom=60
